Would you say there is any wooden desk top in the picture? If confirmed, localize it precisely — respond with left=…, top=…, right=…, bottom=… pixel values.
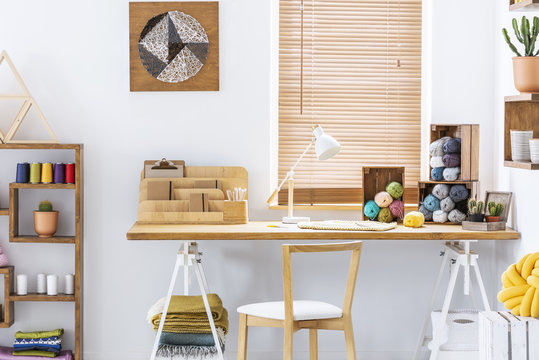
left=126, top=221, right=520, bottom=241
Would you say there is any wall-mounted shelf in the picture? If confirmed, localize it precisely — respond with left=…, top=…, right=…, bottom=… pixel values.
left=510, top=0, right=539, bottom=11
left=8, top=293, right=75, bottom=302
left=0, top=209, right=8, bottom=216
left=504, top=95, right=539, bottom=169
left=10, top=236, right=76, bottom=244
left=0, top=267, right=14, bottom=328
left=504, top=160, right=539, bottom=170
left=10, top=183, right=75, bottom=190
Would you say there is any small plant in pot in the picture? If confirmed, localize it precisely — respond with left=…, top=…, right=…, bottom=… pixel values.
left=33, top=200, right=59, bottom=238
left=486, top=202, right=504, bottom=223
left=468, top=198, right=485, bottom=222
left=503, top=16, right=539, bottom=93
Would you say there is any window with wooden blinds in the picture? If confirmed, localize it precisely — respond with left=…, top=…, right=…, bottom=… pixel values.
left=278, top=0, right=422, bottom=206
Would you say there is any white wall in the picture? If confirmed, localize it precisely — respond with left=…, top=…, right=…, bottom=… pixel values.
left=0, top=0, right=499, bottom=358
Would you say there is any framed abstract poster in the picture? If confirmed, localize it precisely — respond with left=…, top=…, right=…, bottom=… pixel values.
left=129, top=2, right=219, bottom=91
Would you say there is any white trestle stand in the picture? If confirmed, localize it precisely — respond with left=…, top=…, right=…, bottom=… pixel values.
left=150, top=242, right=225, bottom=360
left=413, top=240, right=491, bottom=360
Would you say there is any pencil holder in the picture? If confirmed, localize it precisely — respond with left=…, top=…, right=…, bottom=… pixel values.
left=16, top=163, right=29, bottom=183
left=223, top=200, right=248, bottom=224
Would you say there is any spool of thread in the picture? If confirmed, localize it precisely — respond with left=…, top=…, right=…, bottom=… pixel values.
left=41, top=163, right=53, bottom=184
left=448, top=209, right=466, bottom=224
left=364, top=200, right=380, bottom=221
left=54, top=163, right=66, bottom=184
left=449, top=185, right=469, bottom=203
left=419, top=205, right=433, bottom=221
left=64, top=274, right=74, bottom=295
left=424, top=194, right=441, bottom=212
left=431, top=167, right=445, bottom=181
left=389, top=200, right=405, bottom=219
left=443, top=138, right=461, bottom=154
left=47, top=275, right=58, bottom=296
left=440, top=197, right=455, bottom=212
left=377, top=207, right=394, bottom=223
left=442, top=154, right=461, bottom=168
left=386, top=182, right=404, bottom=199
left=37, top=274, right=47, bottom=294
left=29, top=163, right=41, bottom=184
left=430, top=156, right=444, bottom=169
left=374, top=191, right=393, bottom=208
left=433, top=210, right=448, bottom=223
left=432, top=184, right=450, bottom=200
left=65, top=163, right=75, bottom=184
left=443, top=167, right=461, bottom=181
left=16, top=163, right=30, bottom=183
left=16, top=274, right=27, bottom=296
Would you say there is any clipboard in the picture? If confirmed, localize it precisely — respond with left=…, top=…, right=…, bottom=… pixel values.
left=144, top=159, right=185, bottom=178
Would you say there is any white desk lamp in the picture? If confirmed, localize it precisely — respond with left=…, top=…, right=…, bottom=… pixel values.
left=267, top=125, right=341, bottom=224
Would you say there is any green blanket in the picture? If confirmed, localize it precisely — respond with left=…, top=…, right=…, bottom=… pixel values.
left=15, top=329, right=64, bottom=340
left=12, top=349, right=57, bottom=357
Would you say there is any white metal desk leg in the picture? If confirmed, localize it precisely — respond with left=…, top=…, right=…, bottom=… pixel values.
left=472, top=257, right=491, bottom=311
left=150, top=252, right=183, bottom=360
left=413, top=251, right=448, bottom=360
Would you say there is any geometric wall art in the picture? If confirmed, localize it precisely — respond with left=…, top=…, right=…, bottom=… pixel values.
left=129, top=2, right=219, bottom=91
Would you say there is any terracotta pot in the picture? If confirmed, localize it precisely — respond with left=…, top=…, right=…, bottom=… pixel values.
left=468, top=214, right=485, bottom=223
left=513, top=57, right=539, bottom=93
left=485, top=215, right=500, bottom=223
left=33, top=211, right=59, bottom=238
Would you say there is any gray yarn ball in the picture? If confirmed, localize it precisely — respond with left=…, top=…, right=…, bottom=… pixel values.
left=429, top=137, right=452, bottom=156
left=432, top=184, right=450, bottom=200
left=448, top=209, right=466, bottom=224
left=443, top=167, right=461, bottom=181
left=419, top=205, right=433, bottom=221
left=430, top=156, right=445, bottom=169
left=433, top=210, right=448, bottom=223
left=440, top=197, right=455, bottom=212
left=449, top=185, right=469, bottom=203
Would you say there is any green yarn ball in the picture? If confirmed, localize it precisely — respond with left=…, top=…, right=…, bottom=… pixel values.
left=377, top=207, right=394, bottom=223
left=386, top=181, right=404, bottom=199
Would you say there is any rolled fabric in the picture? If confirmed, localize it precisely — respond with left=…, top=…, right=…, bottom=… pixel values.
left=374, top=191, right=393, bottom=208
left=448, top=209, right=466, bottom=224
left=455, top=200, right=468, bottom=214
left=443, top=167, right=461, bottom=181
left=449, top=185, right=469, bottom=203
left=429, top=137, right=452, bottom=156
left=423, top=194, right=441, bottom=212
left=432, top=184, right=450, bottom=200
left=430, top=156, right=444, bottom=169
left=404, top=211, right=425, bottom=228
left=440, top=197, right=455, bottom=212
left=419, top=205, right=433, bottom=221
left=442, top=154, right=461, bottom=168
left=443, top=138, right=461, bottom=154
left=433, top=210, right=448, bottom=223
left=389, top=200, right=405, bottom=219
left=364, top=200, right=380, bottom=221
left=377, top=208, right=394, bottom=223
left=431, top=167, right=445, bottom=181
left=386, top=181, right=404, bottom=199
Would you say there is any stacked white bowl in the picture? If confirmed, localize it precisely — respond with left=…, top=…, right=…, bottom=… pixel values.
left=511, top=130, right=533, bottom=161
left=530, top=139, right=539, bottom=164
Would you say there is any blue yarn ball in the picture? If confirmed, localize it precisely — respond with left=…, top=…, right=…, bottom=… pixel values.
left=364, top=200, right=380, bottom=220
left=449, top=185, right=469, bottom=203
left=431, top=167, right=445, bottom=181
left=443, top=138, right=461, bottom=154
left=424, top=194, right=441, bottom=212
left=419, top=205, right=433, bottom=221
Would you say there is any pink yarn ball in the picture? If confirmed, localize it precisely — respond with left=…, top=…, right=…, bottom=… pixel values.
left=389, top=200, right=405, bottom=219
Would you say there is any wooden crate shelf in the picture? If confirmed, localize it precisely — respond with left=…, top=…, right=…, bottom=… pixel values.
left=504, top=95, right=539, bottom=169
left=510, top=0, right=539, bottom=10
left=9, top=293, right=75, bottom=302
left=10, top=236, right=76, bottom=244
left=10, top=183, right=75, bottom=189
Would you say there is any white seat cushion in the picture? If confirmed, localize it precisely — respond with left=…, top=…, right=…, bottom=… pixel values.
left=237, top=300, right=343, bottom=321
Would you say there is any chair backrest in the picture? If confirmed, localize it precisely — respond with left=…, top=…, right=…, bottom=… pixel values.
left=281, top=241, right=363, bottom=322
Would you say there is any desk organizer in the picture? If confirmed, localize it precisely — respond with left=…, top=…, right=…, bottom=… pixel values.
left=138, top=165, right=248, bottom=224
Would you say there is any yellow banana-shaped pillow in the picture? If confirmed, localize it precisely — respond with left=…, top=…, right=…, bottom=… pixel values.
left=498, top=252, right=539, bottom=317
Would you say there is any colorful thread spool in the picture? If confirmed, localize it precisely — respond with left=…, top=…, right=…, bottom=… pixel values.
left=65, top=163, right=75, bottom=184
left=16, top=163, right=30, bottom=183
left=41, top=163, right=53, bottom=184
left=54, top=163, right=65, bottom=184
left=29, top=163, right=41, bottom=184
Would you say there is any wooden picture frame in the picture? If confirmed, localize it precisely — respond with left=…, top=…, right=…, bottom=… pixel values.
left=129, top=2, right=219, bottom=91
left=484, top=191, right=513, bottom=223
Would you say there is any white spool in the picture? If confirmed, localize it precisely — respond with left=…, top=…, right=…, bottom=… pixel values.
left=47, top=275, right=58, bottom=296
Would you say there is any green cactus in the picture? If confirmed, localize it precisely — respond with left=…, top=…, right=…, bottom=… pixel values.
left=488, top=202, right=504, bottom=216
left=468, top=198, right=484, bottom=215
left=503, top=16, right=539, bottom=57
left=38, top=200, right=53, bottom=212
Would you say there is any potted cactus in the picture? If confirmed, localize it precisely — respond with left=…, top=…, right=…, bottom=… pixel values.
left=503, top=16, right=539, bottom=93
left=485, top=202, right=504, bottom=223
left=33, top=201, right=59, bottom=238
left=468, top=198, right=485, bottom=222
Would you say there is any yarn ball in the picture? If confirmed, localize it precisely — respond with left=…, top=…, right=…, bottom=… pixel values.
left=443, top=138, right=461, bottom=154
left=432, top=184, right=450, bottom=200
left=404, top=211, right=425, bottom=228
left=440, top=197, right=455, bottom=212
left=449, top=185, right=469, bottom=203
left=374, top=191, right=393, bottom=208
left=431, top=167, right=445, bottom=181
left=430, top=156, right=445, bottom=169
left=377, top=207, right=394, bottom=223
left=433, top=210, right=448, bottom=223
left=448, top=209, right=466, bottom=224
left=429, top=137, right=452, bottom=156
left=386, top=181, right=404, bottom=199
left=442, top=154, right=461, bottom=168
left=389, top=200, right=405, bottom=219
left=455, top=200, right=468, bottom=214
left=443, top=167, right=461, bottom=181
left=497, top=252, right=539, bottom=317
left=419, top=205, right=433, bottom=221
left=0, top=246, right=7, bottom=267
left=423, top=194, right=441, bottom=212
left=364, top=200, right=380, bottom=221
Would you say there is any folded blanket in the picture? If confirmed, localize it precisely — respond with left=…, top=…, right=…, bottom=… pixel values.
left=0, top=347, right=72, bottom=360
left=12, top=350, right=56, bottom=358
left=12, top=346, right=60, bottom=354
left=14, top=336, right=61, bottom=347
left=152, top=309, right=229, bottom=334
left=157, top=344, right=222, bottom=359
left=156, top=353, right=221, bottom=360
left=15, top=329, right=64, bottom=340
left=160, top=328, right=226, bottom=347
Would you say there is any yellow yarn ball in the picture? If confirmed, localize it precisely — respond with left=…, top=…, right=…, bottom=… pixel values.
left=498, top=252, right=539, bottom=317
left=403, top=211, right=425, bottom=228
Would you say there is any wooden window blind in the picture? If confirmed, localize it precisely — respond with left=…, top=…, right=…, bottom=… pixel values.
left=278, top=0, right=422, bottom=205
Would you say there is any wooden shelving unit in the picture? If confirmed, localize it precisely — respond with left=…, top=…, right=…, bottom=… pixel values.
left=510, top=0, right=539, bottom=11
left=504, top=94, right=539, bottom=169
left=0, top=143, right=83, bottom=360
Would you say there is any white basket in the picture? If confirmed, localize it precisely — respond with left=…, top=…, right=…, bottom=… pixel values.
left=429, top=310, right=479, bottom=351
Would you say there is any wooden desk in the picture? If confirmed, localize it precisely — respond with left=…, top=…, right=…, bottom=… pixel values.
left=126, top=221, right=520, bottom=241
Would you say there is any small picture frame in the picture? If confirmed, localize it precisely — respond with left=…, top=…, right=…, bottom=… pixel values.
left=484, top=191, right=513, bottom=223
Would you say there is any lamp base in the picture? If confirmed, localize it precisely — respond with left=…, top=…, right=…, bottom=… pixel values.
left=282, top=216, right=310, bottom=224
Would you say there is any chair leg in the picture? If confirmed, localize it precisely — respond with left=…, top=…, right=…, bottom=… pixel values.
left=284, top=323, right=294, bottom=360
left=343, top=318, right=356, bottom=360
left=309, top=329, right=318, bottom=360
left=237, top=313, right=248, bottom=360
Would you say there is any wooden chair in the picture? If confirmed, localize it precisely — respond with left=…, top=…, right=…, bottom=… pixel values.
left=236, top=241, right=363, bottom=360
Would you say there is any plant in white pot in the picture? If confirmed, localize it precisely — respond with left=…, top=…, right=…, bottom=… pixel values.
left=503, top=16, right=539, bottom=93
left=33, top=200, right=59, bottom=238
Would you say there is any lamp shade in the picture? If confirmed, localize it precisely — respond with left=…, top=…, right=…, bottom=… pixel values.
left=313, top=126, right=341, bottom=160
